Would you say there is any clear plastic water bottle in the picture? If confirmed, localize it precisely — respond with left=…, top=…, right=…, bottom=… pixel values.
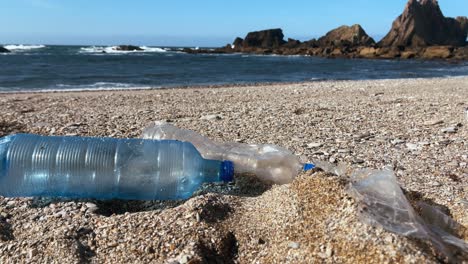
left=0, top=134, right=234, bottom=200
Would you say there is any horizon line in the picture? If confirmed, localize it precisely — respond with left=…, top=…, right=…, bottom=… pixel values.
left=0, top=33, right=387, bottom=47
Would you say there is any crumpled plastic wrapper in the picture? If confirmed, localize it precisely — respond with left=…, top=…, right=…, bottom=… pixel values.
left=347, top=166, right=467, bottom=261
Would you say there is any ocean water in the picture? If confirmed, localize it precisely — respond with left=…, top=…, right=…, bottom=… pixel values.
left=1, top=45, right=467, bottom=92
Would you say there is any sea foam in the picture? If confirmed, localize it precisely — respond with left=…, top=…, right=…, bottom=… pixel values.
left=4, top=44, right=46, bottom=51
left=0, top=82, right=158, bottom=93
left=79, top=46, right=167, bottom=54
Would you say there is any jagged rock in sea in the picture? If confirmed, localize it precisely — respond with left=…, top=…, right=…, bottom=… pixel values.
left=241, top=28, right=286, bottom=49
left=114, top=45, right=143, bottom=51
left=0, top=46, right=10, bottom=53
left=283, top=38, right=301, bottom=48
left=301, top=39, right=319, bottom=48
left=232, top=37, right=244, bottom=49
left=379, top=0, right=468, bottom=47
left=317, top=24, right=375, bottom=47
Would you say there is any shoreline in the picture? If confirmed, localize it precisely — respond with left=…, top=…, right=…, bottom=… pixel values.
left=1, top=75, right=468, bottom=95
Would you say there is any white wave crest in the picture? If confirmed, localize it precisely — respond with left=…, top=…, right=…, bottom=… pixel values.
left=141, top=46, right=167, bottom=52
left=0, top=82, right=159, bottom=93
left=56, top=82, right=139, bottom=89
left=79, top=46, right=167, bottom=54
left=4, top=44, right=46, bottom=51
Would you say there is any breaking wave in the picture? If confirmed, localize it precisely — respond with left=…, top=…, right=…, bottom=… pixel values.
left=4, top=44, right=46, bottom=51
left=79, top=46, right=167, bottom=54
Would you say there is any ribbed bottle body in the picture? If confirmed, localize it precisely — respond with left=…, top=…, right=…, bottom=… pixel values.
left=0, top=134, right=224, bottom=200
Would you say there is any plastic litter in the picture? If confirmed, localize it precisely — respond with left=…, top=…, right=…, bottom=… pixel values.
left=0, top=133, right=233, bottom=200
left=142, top=122, right=315, bottom=184
left=348, top=166, right=468, bottom=261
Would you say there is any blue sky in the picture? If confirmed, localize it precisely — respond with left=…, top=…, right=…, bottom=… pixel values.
left=0, top=0, right=466, bottom=46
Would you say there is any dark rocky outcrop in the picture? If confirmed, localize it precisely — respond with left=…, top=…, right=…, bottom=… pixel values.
left=457, top=16, right=468, bottom=34
left=300, top=39, right=319, bottom=48
left=241, top=28, right=286, bottom=49
left=232, top=37, right=244, bottom=49
left=379, top=0, right=468, bottom=47
left=0, top=46, right=10, bottom=53
left=282, top=38, right=302, bottom=49
left=114, top=45, right=143, bottom=51
left=317, top=24, right=375, bottom=47
left=186, top=0, right=468, bottom=60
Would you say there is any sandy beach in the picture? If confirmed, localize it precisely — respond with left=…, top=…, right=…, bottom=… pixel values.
left=0, top=77, right=467, bottom=263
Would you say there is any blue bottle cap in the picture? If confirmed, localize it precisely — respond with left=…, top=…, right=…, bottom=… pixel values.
left=220, top=160, right=234, bottom=182
left=303, top=163, right=315, bottom=171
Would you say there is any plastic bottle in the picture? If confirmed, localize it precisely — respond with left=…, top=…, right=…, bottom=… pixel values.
left=0, top=134, right=234, bottom=200
left=142, top=122, right=315, bottom=184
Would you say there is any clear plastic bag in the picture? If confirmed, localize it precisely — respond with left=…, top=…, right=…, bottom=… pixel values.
left=142, top=122, right=305, bottom=184
left=348, top=167, right=467, bottom=261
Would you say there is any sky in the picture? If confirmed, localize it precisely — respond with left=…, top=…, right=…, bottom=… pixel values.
left=0, top=0, right=466, bottom=47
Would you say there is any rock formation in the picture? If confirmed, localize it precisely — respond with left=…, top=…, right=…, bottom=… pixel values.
left=0, top=46, right=10, bottom=53
left=114, top=45, right=143, bottom=51
left=379, top=0, right=468, bottom=47
left=421, top=46, right=454, bottom=59
left=457, top=16, right=468, bottom=33
left=241, top=28, right=286, bottom=49
left=232, top=37, right=244, bottom=49
left=453, top=46, right=468, bottom=60
left=188, top=0, right=468, bottom=60
left=317, top=24, right=375, bottom=47
left=282, top=38, right=302, bottom=48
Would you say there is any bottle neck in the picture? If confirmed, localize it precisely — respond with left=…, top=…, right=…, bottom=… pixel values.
left=200, top=159, right=234, bottom=183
